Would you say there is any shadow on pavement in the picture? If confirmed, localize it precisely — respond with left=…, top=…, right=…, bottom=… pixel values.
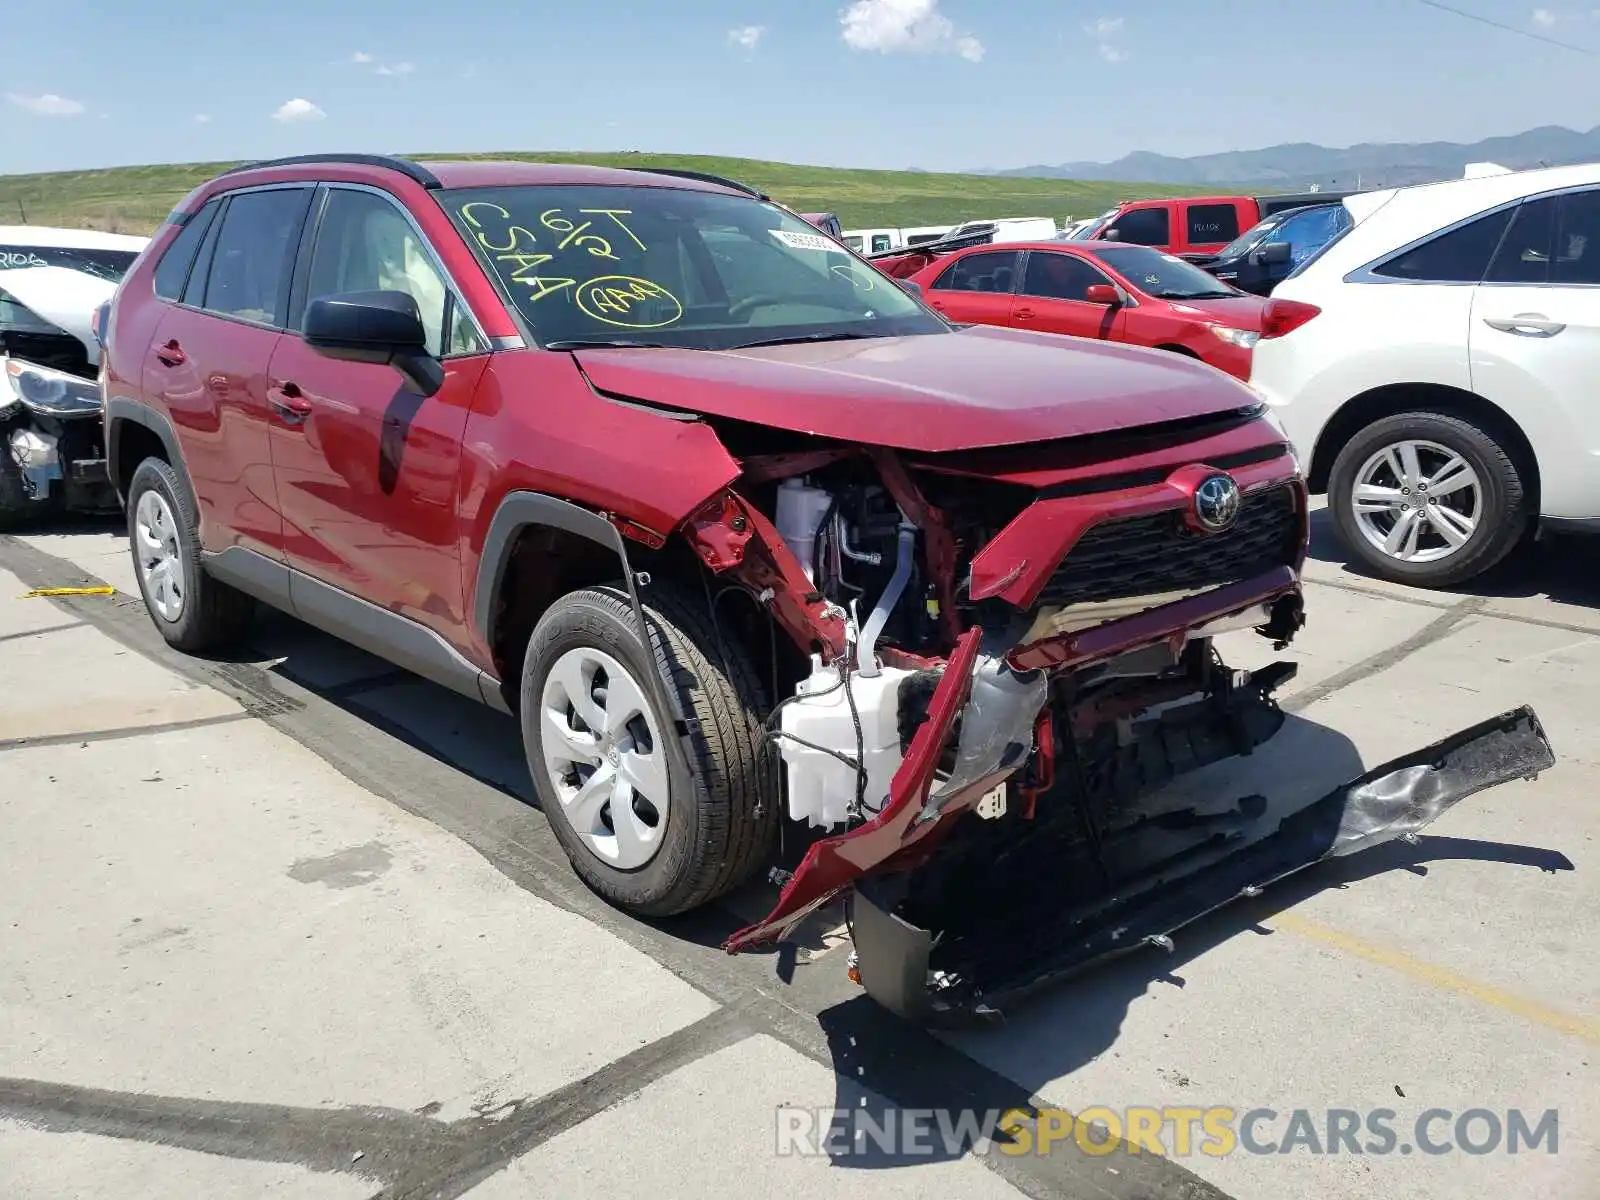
left=1307, top=507, right=1600, bottom=609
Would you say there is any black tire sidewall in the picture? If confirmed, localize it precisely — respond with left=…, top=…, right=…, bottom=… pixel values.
left=1329, top=412, right=1524, bottom=587
left=520, top=589, right=707, bottom=913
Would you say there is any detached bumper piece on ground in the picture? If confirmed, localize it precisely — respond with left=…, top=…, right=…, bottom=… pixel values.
left=844, top=702, right=1553, bottom=1025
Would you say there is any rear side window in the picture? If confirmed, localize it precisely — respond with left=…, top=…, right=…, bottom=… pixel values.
left=1371, top=207, right=1512, bottom=283
left=1106, top=207, right=1169, bottom=246
left=1186, top=204, right=1239, bottom=244
left=931, top=250, right=1020, bottom=293
left=196, top=187, right=313, bottom=326
left=153, top=200, right=220, bottom=301
left=1485, top=190, right=1600, bottom=286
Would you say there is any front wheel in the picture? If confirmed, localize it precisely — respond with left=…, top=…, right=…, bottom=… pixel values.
left=1327, top=410, right=1529, bottom=588
left=520, top=584, right=777, bottom=917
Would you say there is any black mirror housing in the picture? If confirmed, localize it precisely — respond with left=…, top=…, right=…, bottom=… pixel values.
left=1260, top=241, right=1292, bottom=267
left=303, top=290, right=442, bottom=395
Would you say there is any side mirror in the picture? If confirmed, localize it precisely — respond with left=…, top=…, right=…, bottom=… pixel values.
left=303, top=289, right=443, bottom=397
left=1259, top=241, right=1292, bottom=267
left=1102, top=229, right=1123, bottom=242
left=897, top=279, right=923, bottom=296
left=1084, top=283, right=1122, bottom=305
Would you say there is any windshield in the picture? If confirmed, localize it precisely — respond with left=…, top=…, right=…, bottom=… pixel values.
left=0, top=245, right=140, bottom=283
left=1084, top=245, right=1240, bottom=299
left=439, top=185, right=944, bottom=350
left=1071, top=211, right=1117, bottom=240
left=1212, top=215, right=1284, bottom=260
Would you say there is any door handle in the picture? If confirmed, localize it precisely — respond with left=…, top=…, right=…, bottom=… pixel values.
left=155, top=340, right=186, bottom=367
left=1482, top=313, right=1565, bottom=337
left=267, top=383, right=312, bottom=425
left=1014, top=307, right=1035, bottom=320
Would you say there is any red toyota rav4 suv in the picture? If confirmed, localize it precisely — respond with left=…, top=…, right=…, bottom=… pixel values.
left=101, top=155, right=1551, bottom=1024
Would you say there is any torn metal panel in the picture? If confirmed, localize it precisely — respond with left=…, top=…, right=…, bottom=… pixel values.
left=851, top=704, right=1555, bottom=1026
left=918, top=654, right=1049, bottom=823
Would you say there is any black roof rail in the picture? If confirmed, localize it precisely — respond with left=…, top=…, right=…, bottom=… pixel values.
left=213, top=153, right=442, bottom=189
left=617, top=166, right=768, bottom=200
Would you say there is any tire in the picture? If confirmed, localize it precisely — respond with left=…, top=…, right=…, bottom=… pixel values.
left=125, top=456, right=254, bottom=652
left=1327, top=409, right=1529, bottom=588
left=521, top=584, right=777, bottom=918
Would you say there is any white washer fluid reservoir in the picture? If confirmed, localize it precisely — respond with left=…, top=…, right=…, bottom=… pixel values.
left=773, top=478, right=834, bottom=583
left=779, top=658, right=913, bottom=830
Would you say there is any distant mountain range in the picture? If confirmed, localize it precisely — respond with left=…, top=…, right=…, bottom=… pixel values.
left=979, top=125, right=1600, bottom=189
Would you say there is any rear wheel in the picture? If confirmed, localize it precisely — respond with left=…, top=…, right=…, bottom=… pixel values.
left=125, top=457, right=255, bottom=652
left=521, top=584, right=776, bottom=917
left=1327, top=410, right=1529, bottom=588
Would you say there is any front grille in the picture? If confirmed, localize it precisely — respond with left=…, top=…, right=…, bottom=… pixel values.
left=1035, top=483, right=1298, bottom=609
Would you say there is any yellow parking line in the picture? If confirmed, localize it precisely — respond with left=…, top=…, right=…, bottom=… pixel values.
left=1270, top=911, right=1600, bottom=1045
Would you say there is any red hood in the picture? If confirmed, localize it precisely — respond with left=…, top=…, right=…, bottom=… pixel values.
left=572, top=325, right=1261, bottom=453
left=1158, top=294, right=1270, bottom=331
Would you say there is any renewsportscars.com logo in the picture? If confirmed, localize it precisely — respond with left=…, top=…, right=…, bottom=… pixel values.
left=774, top=1105, right=1561, bottom=1159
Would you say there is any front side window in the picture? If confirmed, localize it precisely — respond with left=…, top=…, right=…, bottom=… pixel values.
left=931, top=251, right=1020, bottom=293
left=198, top=187, right=312, bottom=324
left=1485, top=190, right=1600, bottom=286
left=441, top=185, right=941, bottom=349
left=1106, top=207, right=1170, bottom=246
left=305, top=189, right=483, bottom=357
left=1186, top=203, right=1240, bottom=244
left=1021, top=252, right=1111, bottom=301
left=1371, top=207, right=1513, bottom=283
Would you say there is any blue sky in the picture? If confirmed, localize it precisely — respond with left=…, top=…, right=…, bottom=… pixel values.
left=3, top=0, right=1597, bottom=177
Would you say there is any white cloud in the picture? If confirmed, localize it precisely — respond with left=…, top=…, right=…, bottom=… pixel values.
left=1531, top=7, right=1556, bottom=24
left=272, top=98, right=326, bottom=122
left=7, top=91, right=86, bottom=116
left=351, top=50, right=373, bottom=63
left=194, top=113, right=212, bottom=123
left=1085, top=16, right=1124, bottom=37
left=1097, top=42, right=1127, bottom=62
left=840, top=0, right=984, bottom=61
left=375, top=61, right=416, bottom=75
left=728, top=24, right=766, bottom=50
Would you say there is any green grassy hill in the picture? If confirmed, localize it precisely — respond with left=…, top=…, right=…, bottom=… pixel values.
left=0, top=151, right=1214, bottom=237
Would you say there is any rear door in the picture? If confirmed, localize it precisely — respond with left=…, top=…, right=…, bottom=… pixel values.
left=141, top=183, right=314, bottom=558
left=1010, top=250, right=1126, bottom=340
left=1468, top=186, right=1600, bottom=519
left=1180, top=200, right=1245, bottom=255
left=923, top=249, right=1021, bottom=327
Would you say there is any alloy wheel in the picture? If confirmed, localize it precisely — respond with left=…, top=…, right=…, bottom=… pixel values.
left=1349, top=439, right=1482, bottom=565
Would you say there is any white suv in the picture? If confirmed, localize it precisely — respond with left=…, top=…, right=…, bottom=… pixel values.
left=1249, top=164, right=1600, bottom=588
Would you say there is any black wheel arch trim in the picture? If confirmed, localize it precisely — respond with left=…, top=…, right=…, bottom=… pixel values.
left=475, top=490, right=680, bottom=748
left=106, top=398, right=195, bottom=510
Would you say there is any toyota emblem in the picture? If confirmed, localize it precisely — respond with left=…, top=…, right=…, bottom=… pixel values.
left=1193, top=473, right=1241, bottom=533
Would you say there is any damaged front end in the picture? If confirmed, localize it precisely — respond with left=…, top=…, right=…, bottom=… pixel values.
left=705, top=420, right=1555, bottom=1025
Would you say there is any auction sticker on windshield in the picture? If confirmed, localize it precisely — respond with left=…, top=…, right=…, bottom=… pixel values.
left=770, top=229, right=837, bottom=252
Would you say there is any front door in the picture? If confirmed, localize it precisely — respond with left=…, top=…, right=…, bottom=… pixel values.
left=265, top=185, right=491, bottom=640
left=1010, top=251, right=1125, bottom=340
left=923, top=249, right=1021, bottom=327
left=1469, top=186, right=1600, bottom=520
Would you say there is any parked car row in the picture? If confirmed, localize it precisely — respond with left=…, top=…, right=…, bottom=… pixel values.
left=860, top=162, right=1599, bottom=589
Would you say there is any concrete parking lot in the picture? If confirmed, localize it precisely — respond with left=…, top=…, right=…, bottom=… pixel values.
left=1, top=504, right=1595, bottom=1200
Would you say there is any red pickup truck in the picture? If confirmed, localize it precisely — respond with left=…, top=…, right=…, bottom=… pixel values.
left=1079, top=191, right=1355, bottom=257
